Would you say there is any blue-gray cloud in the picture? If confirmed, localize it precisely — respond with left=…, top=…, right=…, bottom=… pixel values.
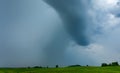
left=44, top=0, right=94, bottom=46
left=0, top=0, right=120, bottom=67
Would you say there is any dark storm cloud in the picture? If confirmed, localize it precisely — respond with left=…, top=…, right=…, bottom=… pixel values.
left=44, top=0, right=93, bottom=46
left=115, top=13, right=120, bottom=17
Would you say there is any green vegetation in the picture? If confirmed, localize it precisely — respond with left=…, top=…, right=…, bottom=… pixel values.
left=0, top=66, right=120, bottom=73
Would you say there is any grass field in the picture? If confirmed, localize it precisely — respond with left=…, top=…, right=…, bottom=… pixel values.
left=0, top=66, right=120, bottom=73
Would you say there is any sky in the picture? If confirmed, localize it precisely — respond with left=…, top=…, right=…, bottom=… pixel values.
left=0, top=0, right=120, bottom=67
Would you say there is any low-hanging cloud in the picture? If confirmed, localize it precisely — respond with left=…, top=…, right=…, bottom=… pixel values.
left=44, top=0, right=95, bottom=46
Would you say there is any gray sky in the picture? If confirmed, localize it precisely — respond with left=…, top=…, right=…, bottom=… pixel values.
left=0, top=0, right=120, bottom=67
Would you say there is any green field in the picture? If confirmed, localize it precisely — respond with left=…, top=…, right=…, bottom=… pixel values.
left=0, top=66, right=120, bottom=73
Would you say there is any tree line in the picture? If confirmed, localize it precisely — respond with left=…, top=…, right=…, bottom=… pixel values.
left=101, top=62, right=119, bottom=67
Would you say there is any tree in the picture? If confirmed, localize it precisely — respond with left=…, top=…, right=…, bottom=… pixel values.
left=108, top=63, right=112, bottom=66
left=111, top=62, right=119, bottom=66
left=101, top=63, right=108, bottom=67
left=56, top=65, right=59, bottom=68
left=34, top=66, right=42, bottom=68
left=68, top=64, right=81, bottom=67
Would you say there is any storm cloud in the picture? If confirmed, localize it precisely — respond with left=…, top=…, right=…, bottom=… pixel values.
left=0, top=0, right=120, bottom=67
left=44, top=0, right=95, bottom=46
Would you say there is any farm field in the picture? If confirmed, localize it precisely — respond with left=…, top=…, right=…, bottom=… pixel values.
left=0, top=66, right=120, bottom=73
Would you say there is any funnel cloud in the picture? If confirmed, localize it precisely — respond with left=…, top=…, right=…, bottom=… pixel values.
left=44, top=0, right=94, bottom=46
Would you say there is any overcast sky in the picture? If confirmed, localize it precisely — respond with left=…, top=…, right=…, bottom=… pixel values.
left=0, top=0, right=120, bottom=67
